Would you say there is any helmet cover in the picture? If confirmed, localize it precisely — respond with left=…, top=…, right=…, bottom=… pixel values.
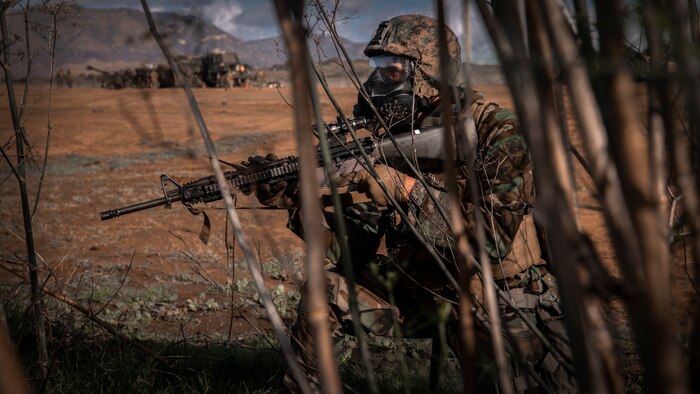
left=364, top=14, right=461, bottom=98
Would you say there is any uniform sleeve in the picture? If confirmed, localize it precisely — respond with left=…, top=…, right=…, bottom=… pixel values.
left=405, top=99, right=534, bottom=261
left=463, top=100, right=534, bottom=260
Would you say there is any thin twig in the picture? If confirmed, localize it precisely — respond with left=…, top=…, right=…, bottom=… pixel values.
left=31, top=3, right=62, bottom=219
left=438, top=0, right=507, bottom=391
left=273, top=1, right=341, bottom=392
left=45, top=288, right=179, bottom=370
left=18, top=0, right=30, bottom=121
left=0, top=145, right=19, bottom=178
left=138, top=1, right=311, bottom=392
left=305, top=55, right=379, bottom=394
left=226, top=198, right=238, bottom=342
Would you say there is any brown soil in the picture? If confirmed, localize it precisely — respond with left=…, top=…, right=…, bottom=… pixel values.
left=0, top=85, right=696, bottom=373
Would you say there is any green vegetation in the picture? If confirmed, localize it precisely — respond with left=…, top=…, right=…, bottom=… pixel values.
left=2, top=274, right=465, bottom=393
left=1, top=252, right=465, bottom=392
left=15, top=333, right=288, bottom=393
left=3, top=298, right=465, bottom=393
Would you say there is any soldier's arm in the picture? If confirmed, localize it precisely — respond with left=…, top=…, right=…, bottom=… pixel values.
left=463, top=100, right=534, bottom=260
left=402, top=99, right=534, bottom=258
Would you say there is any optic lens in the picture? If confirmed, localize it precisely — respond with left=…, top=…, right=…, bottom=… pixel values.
left=369, top=55, right=413, bottom=82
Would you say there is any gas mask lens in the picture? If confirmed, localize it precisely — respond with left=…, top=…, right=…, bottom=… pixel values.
left=369, top=55, right=413, bottom=83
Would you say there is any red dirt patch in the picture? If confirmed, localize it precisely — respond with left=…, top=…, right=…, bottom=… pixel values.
left=0, top=85, right=696, bottom=372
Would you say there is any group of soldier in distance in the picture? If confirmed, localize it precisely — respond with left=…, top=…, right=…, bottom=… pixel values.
left=59, top=50, right=268, bottom=90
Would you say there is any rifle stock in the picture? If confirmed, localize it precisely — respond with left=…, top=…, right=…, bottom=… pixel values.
left=100, top=120, right=459, bottom=221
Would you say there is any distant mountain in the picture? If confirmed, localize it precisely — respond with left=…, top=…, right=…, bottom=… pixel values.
left=236, top=35, right=367, bottom=70
left=4, top=7, right=366, bottom=76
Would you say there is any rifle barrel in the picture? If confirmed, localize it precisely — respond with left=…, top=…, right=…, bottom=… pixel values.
left=100, top=194, right=181, bottom=221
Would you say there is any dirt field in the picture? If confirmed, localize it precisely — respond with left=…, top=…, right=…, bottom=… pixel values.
left=1, top=86, right=358, bottom=338
left=0, top=85, right=697, bottom=388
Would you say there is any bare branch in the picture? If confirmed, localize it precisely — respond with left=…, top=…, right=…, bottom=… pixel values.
left=18, top=0, right=31, bottom=121
left=0, top=144, right=19, bottom=178
left=138, top=1, right=311, bottom=392
left=438, top=1, right=510, bottom=392
left=31, top=2, right=61, bottom=220
left=597, top=3, right=687, bottom=391
left=273, top=1, right=340, bottom=392
left=0, top=6, right=48, bottom=377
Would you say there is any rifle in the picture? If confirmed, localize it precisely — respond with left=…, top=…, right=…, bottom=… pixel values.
left=100, top=117, right=463, bottom=221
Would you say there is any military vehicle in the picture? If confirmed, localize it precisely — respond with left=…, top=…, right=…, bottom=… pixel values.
left=88, top=50, right=252, bottom=89
left=132, top=64, right=159, bottom=88
left=86, top=65, right=129, bottom=89
left=201, top=50, right=250, bottom=87
left=86, top=64, right=156, bottom=89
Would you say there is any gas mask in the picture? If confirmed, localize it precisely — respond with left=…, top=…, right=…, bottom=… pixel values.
left=354, top=55, right=423, bottom=133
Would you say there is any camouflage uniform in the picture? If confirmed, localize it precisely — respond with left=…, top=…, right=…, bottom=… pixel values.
left=148, top=69, right=159, bottom=89
left=223, top=70, right=235, bottom=90
left=256, top=69, right=265, bottom=88
left=56, top=68, right=66, bottom=87
left=64, top=69, right=74, bottom=88
left=276, top=14, right=576, bottom=394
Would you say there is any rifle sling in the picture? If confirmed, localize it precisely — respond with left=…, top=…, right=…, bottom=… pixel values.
left=185, top=205, right=211, bottom=245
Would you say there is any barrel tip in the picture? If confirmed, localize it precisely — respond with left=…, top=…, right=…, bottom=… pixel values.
left=100, top=210, right=117, bottom=221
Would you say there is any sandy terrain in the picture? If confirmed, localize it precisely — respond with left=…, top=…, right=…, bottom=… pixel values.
left=0, top=85, right=695, bottom=370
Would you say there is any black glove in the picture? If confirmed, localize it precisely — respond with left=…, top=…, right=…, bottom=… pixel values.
left=241, top=153, right=297, bottom=209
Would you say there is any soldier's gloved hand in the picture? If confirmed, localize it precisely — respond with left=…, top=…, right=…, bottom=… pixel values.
left=347, top=165, right=416, bottom=207
left=241, top=153, right=298, bottom=209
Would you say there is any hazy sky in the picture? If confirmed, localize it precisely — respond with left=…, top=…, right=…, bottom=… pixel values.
left=77, top=0, right=498, bottom=64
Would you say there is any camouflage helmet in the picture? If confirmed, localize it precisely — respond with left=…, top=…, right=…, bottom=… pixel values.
left=364, top=14, right=461, bottom=99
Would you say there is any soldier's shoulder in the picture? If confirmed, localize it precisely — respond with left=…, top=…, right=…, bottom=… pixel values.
left=460, top=88, right=499, bottom=110
left=468, top=90, right=517, bottom=123
left=466, top=92, right=522, bottom=154
left=438, top=86, right=520, bottom=138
